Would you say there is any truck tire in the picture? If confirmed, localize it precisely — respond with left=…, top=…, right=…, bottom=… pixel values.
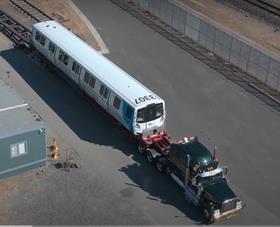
left=156, top=159, right=165, bottom=172
left=165, top=165, right=171, bottom=174
left=138, top=143, right=146, bottom=154
left=146, top=150, right=155, bottom=163
left=202, top=207, right=214, bottom=224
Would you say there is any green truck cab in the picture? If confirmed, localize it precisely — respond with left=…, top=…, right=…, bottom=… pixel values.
left=155, top=136, right=243, bottom=223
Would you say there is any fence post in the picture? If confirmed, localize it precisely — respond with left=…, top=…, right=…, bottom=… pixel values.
left=265, top=57, right=272, bottom=84
left=245, top=46, right=252, bottom=73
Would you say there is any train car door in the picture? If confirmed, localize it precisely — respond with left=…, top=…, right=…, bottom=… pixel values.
left=108, top=93, right=122, bottom=122
left=47, top=41, right=56, bottom=63
left=98, top=84, right=109, bottom=111
left=84, top=72, right=99, bottom=103
left=55, top=49, right=71, bottom=76
left=70, top=60, right=81, bottom=84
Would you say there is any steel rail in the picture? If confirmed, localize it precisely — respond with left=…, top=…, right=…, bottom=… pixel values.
left=244, top=0, right=280, bottom=17
left=0, top=9, right=31, bottom=47
left=9, top=0, right=53, bottom=22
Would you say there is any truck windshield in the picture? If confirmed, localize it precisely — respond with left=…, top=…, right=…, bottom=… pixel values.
left=136, top=103, right=163, bottom=123
left=197, top=171, right=224, bottom=186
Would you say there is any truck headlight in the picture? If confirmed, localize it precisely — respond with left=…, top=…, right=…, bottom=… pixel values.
left=135, top=123, right=140, bottom=128
left=236, top=200, right=242, bottom=209
left=213, top=209, right=220, bottom=217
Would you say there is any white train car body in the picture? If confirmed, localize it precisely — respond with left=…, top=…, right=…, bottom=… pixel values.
left=31, top=21, right=166, bottom=136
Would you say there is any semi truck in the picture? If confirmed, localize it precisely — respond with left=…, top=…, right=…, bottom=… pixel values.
left=138, top=132, right=243, bottom=223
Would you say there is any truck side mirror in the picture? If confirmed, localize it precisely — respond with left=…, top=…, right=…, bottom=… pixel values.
left=213, top=146, right=220, bottom=167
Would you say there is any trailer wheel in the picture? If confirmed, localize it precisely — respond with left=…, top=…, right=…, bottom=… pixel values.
left=166, top=166, right=171, bottom=174
left=138, top=143, right=146, bottom=154
left=146, top=150, right=154, bottom=163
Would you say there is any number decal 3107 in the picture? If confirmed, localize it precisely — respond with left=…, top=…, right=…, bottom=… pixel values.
left=135, top=95, right=156, bottom=104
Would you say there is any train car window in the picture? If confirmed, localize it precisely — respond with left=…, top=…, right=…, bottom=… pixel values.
left=125, top=106, right=133, bottom=119
left=83, top=71, right=90, bottom=83
left=58, top=51, right=64, bottom=62
left=72, top=61, right=81, bottom=75
left=103, top=88, right=109, bottom=99
left=35, top=31, right=41, bottom=41
left=63, top=55, right=69, bottom=65
left=48, top=42, right=55, bottom=53
left=155, top=103, right=163, bottom=117
left=72, top=62, right=76, bottom=71
left=39, top=35, right=46, bottom=46
left=58, top=51, right=69, bottom=65
left=99, top=84, right=104, bottom=96
left=113, top=96, right=121, bottom=110
left=136, top=108, right=145, bottom=123
left=89, top=77, right=96, bottom=88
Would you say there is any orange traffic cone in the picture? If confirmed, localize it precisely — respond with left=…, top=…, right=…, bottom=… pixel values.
left=52, top=138, right=59, bottom=160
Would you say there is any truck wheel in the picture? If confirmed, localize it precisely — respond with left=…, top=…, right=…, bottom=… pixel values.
left=146, top=150, right=154, bottom=163
left=138, top=143, right=146, bottom=154
left=202, top=207, right=214, bottom=224
left=165, top=165, right=171, bottom=174
left=156, top=160, right=164, bottom=172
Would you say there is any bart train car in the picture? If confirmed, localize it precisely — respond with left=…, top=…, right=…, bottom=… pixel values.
left=31, top=21, right=165, bottom=136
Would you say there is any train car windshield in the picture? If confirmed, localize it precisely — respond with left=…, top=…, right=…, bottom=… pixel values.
left=137, top=103, right=163, bottom=123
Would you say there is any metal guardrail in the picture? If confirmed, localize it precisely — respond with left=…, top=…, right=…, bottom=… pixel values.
left=9, top=0, right=53, bottom=22
left=0, top=9, right=31, bottom=47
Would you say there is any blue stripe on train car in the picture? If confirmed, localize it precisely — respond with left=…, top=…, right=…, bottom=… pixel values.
left=122, top=101, right=134, bottom=133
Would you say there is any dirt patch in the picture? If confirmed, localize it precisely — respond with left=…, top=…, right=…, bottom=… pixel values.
left=28, top=0, right=101, bottom=51
left=0, top=167, right=47, bottom=200
left=24, top=0, right=101, bottom=51
left=176, top=0, right=280, bottom=57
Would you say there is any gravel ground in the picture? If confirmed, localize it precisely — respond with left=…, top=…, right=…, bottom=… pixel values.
left=177, top=0, right=280, bottom=57
left=0, top=0, right=101, bottom=51
left=216, top=0, right=280, bottom=30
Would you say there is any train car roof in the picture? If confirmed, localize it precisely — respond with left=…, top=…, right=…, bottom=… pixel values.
left=32, top=20, right=163, bottom=109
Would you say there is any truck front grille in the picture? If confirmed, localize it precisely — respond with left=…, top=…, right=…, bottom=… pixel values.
left=222, top=199, right=237, bottom=213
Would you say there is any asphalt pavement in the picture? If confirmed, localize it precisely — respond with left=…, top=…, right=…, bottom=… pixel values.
left=72, top=0, right=280, bottom=224
left=0, top=0, right=279, bottom=224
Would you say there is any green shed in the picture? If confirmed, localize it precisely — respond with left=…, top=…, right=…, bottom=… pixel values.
left=0, top=81, right=46, bottom=179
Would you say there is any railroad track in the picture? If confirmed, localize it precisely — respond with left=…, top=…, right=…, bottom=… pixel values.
left=244, top=0, right=280, bottom=17
left=0, top=9, right=31, bottom=47
left=9, top=0, right=52, bottom=22
left=0, top=0, right=53, bottom=47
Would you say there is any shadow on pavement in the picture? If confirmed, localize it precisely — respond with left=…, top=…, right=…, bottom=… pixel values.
left=119, top=153, right=204, bottom=224
left=1, top=48, right=129, bottom=148
left=1, top=48, right=204, bottom=224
